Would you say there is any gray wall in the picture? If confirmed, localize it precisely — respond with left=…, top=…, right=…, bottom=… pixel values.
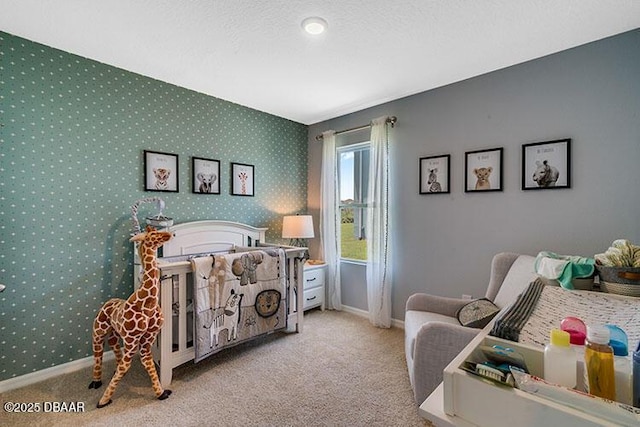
left=307, top=29, right=640, bottom=321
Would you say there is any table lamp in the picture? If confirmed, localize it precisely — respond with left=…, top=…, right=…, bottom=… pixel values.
left=282, top=215, right=314, bottom=247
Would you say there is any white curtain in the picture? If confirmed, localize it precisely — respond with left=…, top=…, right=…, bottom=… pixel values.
left=366, top=117, right=392, bottom=328
left=320, top=130, right=342, bottom=310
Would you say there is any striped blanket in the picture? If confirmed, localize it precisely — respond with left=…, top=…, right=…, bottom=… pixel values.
left=490, top=279, right=640, bottom=348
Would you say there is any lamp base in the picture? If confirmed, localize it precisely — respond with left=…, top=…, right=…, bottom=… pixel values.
left=288, top=238, right=307, bottom=247
left=288, top=239, right=310, bottom=260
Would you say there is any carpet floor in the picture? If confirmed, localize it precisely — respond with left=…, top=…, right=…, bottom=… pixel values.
left=1, top=310, right=431, bottom=426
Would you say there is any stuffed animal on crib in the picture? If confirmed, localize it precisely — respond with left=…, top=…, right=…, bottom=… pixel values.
left=88, top=226, right=173, bottom=408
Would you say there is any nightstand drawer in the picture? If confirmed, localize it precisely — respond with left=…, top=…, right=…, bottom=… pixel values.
left=303, top=268, right=325, bottom=290
left=303, top=286, right=324, bottom=310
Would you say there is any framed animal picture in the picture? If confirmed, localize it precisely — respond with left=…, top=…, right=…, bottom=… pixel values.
left=230, top=162, right=254, bottom=196
left=144, top=150, right=179, bottom=192
left=192, top=157, right=220, bottom=194
left=419, top=154, right=450, bottom=194
left=464, top=147, right=503, bottom=193
left=522, top=139, right=571, bottom=190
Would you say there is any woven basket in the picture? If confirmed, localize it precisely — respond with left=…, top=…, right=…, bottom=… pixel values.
left=595, top=265, right=640, bottom=284
left=600, top=281, right=640, bottom=297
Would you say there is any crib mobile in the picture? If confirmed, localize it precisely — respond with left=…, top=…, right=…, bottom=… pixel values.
left=88, top=197, right=174, bottom=408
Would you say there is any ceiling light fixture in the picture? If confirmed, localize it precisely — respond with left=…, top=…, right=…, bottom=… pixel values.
left=302, top=17, right=328, bottom=35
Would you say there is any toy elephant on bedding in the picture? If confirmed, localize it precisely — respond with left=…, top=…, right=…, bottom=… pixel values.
left=231, top=253, right=263, bottom=285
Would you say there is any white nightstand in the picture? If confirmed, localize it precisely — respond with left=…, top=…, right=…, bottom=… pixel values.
left=303, top=262, right=326, bottom=311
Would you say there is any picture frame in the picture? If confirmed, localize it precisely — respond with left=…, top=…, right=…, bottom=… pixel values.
left=192, top=157, right=221, bottom=194
left=419, top=154, right=450, bottom=194
left=464, top=147, right=503, bottom=192
left=522, top=138, right=571, bottom=190
left=230, top=162, right=255, bottom=196
left=144, top=150, right=179, bottom=192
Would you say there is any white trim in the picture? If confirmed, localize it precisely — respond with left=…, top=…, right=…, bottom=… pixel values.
left=340, top=304, right=404, bottom=329
left=339, top=258, right=366, bottom=266
left=0, top=351, right=115, bottom=393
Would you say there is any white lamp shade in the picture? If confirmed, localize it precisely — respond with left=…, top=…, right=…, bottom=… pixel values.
left=282, top=215, right=314, bottom=239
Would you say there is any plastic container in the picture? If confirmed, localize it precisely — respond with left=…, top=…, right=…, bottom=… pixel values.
left=562, top=316, right=587, bottom=391
left=544, top=329, right=577, bottom=388
left=561, top=317, right=586, bottom=346
left=633, top=341, right=640, bottom=408
left=605, top=325, right=632, bottom=405
left=584, top=325, right=616, bottom=400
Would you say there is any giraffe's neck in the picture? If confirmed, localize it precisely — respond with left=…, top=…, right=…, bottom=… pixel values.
left=130, top=246, right=160, bottom=309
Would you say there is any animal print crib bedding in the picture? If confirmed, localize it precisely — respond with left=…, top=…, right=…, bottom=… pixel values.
left=190, top=248, right=287, bottom=362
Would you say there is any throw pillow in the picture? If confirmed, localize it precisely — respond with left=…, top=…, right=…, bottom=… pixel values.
left=456, top=298, right=500, bottom=329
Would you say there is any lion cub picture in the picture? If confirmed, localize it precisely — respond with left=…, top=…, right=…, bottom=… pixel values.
left=473, top=167, right=492, bottom=190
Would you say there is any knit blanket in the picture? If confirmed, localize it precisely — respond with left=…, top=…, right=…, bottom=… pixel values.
left=190, top=248, right=287, bottom=362
left=490, top=279, right=640, bottom=348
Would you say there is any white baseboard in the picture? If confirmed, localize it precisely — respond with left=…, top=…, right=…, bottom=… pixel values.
left=340, top=304, right=405, bottom=330
left=0, top=351, right=115, bottom=393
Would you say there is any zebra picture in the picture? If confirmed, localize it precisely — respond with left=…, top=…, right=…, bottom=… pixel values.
left=420, top=154, right=450, bottom=194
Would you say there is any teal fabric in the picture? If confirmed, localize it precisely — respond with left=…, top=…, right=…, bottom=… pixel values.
left=534, top=251, right=595, bottom=289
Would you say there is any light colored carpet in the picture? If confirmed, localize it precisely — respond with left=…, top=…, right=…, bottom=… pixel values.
left=2, top=310, right=432, bottom=426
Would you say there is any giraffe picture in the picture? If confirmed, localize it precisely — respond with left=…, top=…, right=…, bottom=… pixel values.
left=230, top=162, right=255, bottom=196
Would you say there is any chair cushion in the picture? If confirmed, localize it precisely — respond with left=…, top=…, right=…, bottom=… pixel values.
left=456, top=298, right=500, bottom=328
left=405, top=310, right=460, bottom=361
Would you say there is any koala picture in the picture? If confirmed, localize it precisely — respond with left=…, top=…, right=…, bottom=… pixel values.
left=197, top=173, right=217, bottom=193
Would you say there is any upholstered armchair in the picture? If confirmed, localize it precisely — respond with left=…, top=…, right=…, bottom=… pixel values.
left=404, top=252, right=537, bottom=404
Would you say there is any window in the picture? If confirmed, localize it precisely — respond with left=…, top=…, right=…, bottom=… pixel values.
left=338, top=142, right=370, bottom=261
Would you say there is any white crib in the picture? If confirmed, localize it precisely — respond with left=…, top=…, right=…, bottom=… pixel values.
left=133, top=220, right=306, bottom=387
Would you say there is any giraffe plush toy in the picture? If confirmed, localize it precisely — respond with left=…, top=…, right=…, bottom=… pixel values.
left=89, top=226, right=173, bottom=408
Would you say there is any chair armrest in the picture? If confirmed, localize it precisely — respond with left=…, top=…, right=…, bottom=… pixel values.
left=411, top=322, right=480, bottom=404
left=406, top=293, right=470, bottom=318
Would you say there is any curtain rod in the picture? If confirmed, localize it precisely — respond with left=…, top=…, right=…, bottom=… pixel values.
left=314, top=116, right=397, bottom=141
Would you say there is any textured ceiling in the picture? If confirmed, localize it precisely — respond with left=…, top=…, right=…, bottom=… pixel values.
left=1, top=0, right=639, bottom=125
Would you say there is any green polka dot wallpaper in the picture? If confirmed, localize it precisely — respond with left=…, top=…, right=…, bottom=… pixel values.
left=0, top=32, right=308, bottom=382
